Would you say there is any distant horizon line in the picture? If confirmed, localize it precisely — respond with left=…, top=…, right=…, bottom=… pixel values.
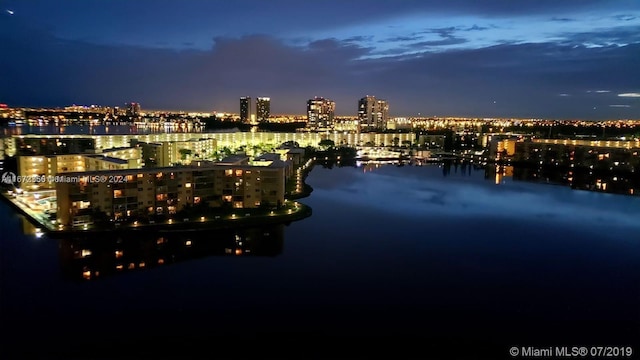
left=2, top=103, right=638, bottom=122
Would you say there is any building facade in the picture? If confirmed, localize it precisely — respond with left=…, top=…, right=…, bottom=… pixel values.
left=126, top=102, right=141, bottom=117
left=306, top=97, right=335, bottom=129
left=56, top=163, right=286, bottom=227
left=17, top=147, right=143, bottom=190
left=358, top=95, right=389, bottom=131
left=133, top=138, right=217, bottom=167
left=240, top=97, right=252, bottom=123
left=514, top=140, right=640, bottom=171
left=256, top=97, right=270, bottom=121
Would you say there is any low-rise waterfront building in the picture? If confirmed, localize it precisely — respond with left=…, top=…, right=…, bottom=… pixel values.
left=16, top=147, right=143, bottom=190
left=56, top=162, right=286, bottom=227
left=514, top=139, right=640, bottom=170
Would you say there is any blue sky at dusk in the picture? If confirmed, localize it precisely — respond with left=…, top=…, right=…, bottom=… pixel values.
left=1, top=0, right=639, bottom=119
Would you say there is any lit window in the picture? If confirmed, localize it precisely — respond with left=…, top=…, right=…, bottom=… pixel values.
left=81, top=249, right=92, bottom=257
left=185, top=183, right=191, bottom=188
left=115, top=250, right=123, bottom=258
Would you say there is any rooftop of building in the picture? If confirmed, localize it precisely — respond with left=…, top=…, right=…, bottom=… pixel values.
left=284, top=147, right=306, bottom=155
left=255, top=153, right=281, bottom=161
left=219, top=154, right=250, bottom=164
left=59, top=162, right=284, bottom=178
left=101, top=146, right=138, bottom=153
left=84, top=155, right=129, bottom=165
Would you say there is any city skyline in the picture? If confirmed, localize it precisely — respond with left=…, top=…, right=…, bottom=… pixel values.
left=1, top=1, right=640, bottom=119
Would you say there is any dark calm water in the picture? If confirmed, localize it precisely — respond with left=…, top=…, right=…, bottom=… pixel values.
left=1, top=163, right=639, bottom=359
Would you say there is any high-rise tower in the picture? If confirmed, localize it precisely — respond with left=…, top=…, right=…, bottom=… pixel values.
left=307, top=97, right=336, bottom=129
left=256, top=97, right=271, bottom=121
left=358, top=95, right=388, bottom=130
left=240, top=97, right=252, bottom=123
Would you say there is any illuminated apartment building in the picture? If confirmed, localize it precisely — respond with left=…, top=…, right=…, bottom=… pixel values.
left=17, top=147, right=142, bottom=190
left=126, top=102, right=141, bottom=117
left=133, top=138, right=217, bottom=167
left=240, top=96, right=252, bottom=123
left=358, top=95, right=389, bottom=131
left=256, top=97, right=270, bottom=121
left=56, top=162, right=285, bottom=227
left=306, top=97, right=335, bottom=129
left=84, top=155, right=136, bottom=171
left=514, top=140, right=640, bottom=169
left=18, top=155, right=86, bottom=190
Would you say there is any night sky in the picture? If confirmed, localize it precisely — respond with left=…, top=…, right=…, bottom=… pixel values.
left=1, top=0, right=639, bottom=119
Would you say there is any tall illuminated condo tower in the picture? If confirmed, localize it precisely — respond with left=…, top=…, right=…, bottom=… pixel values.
left=240, top=97, right=252, bottom=123
left=126, top=102, right=141, bottom=117
left=256, top=97, right=271, bottom=122
left=358, top=95, right=388, bottom=131
left=307, top=97, right=336, bottom=129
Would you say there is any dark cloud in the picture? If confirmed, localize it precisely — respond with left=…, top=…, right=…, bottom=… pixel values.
left=557, top=26, right=640, bottom=46
left=5, top=0, right=631, bottom=52
left=388, top=27, right=469, bottom=49
left=360, top=42, right=640, bottom=119
left=613, top=14, right=637, bottom=21
left=410, top=37, right=467, bottom=47
left=460, top=24, right=492, bottom=31
left=423, top=27, right=457, bottom=37
left=343, top=35, right=374, bottom=43
left=379, top=35, right=426, bottom=43
left=551, top=17, right=576, bottom=22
